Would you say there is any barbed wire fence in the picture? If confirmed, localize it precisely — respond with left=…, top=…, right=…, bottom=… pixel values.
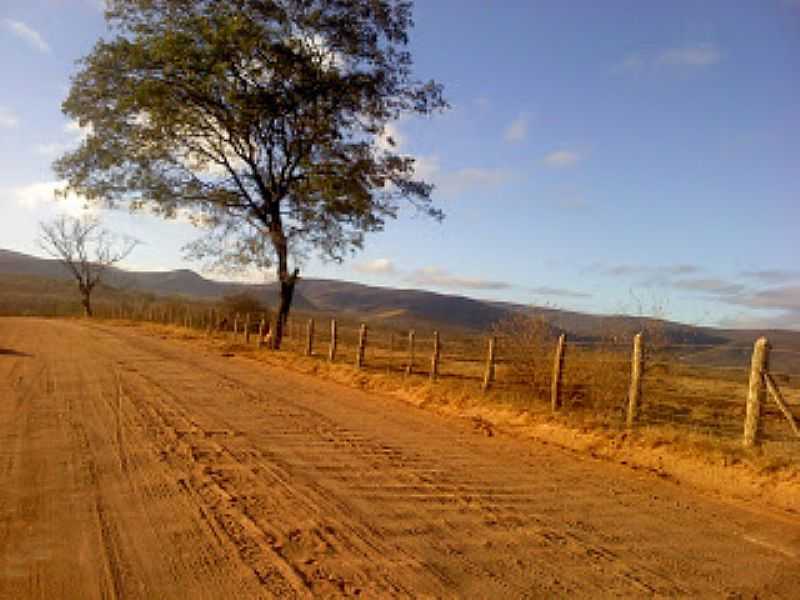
left=25, top=298, right=800, bottom=450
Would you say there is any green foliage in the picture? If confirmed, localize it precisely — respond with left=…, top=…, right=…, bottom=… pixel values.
left=55, top=0, right=446, bottom=276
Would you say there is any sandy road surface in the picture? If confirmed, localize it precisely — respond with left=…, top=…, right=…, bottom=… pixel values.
left=1, top=318, right=799, bottom=599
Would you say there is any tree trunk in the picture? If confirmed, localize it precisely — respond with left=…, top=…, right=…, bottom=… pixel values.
left=81, top=290, right=93, bottom=317
left=272, top=268, right=299, bottom=349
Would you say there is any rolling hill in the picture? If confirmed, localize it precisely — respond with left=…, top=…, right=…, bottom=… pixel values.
left=1, top=248, right=798, bottom=368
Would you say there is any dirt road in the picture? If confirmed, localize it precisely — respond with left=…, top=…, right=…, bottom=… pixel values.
left=1, top=318, right=799, bottom=598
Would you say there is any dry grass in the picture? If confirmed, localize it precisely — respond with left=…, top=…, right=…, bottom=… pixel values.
left=126, top=317, right=800, bottom=482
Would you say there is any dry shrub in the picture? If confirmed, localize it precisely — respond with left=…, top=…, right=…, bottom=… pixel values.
left=562, top=345, right=630, bottom=415
left=492, top=312, right=556, bottom=395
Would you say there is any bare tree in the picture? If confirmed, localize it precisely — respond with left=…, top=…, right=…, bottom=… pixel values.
left=38, top=215, right=138, bottom=317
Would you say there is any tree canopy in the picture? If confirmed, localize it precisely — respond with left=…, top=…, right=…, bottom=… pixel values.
left=55, top=0, right=446, bottom=346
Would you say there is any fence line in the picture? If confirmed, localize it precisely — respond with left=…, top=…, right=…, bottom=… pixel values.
left=47, top=301, right=800, bottom=450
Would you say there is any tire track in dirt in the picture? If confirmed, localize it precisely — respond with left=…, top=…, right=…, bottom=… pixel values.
left=115, top=323, right=800, bottom=596
left=3, top=318, right=800, bottom=598
left=84, top=330, right=730, bottom=596
left=112, top=356, right=439, bottom=598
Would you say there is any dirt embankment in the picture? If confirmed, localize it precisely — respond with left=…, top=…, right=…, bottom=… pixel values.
left=1, top=318, right=799, bottom=598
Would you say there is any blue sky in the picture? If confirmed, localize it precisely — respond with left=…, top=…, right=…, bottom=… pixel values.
left=1, top=0, right=798, bottom=329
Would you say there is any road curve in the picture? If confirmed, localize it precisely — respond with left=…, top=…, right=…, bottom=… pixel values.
left=0, top=318, right=798, bottom=598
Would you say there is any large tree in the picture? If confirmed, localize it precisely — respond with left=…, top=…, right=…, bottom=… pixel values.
left=39, top=215, right=138, bottom=317
left=55, top=0, right=446, bottom=348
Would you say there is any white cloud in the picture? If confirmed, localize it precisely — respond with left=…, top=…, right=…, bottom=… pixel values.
left=504, top=114, right=529, bottom=143
left=414, top=155, right=512, bottom=197
left=10, top=180, right=94, bottom=217
left=543, top=150, right=581, bottom=168
left=3, top=19, right=50, bottom=53
left=409, top=267, right=512, bottom=291
left=354, top=258, right=396, bottom=275
left=449, top=167, right=511, bottom=190
left=657, top=44, right=721, bottom=67
left=0, top=106, right=19, bottom=129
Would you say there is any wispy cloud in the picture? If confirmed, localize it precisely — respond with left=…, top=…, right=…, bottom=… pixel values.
left=543, top=150, right=581, bottom=168
left=594, top=262, right=800, bottom=330
left=617, top=43, right=721, bottom=73
left=353, top=258, right=396, bottom=275
left=671, top=278, right=745, bottom=296
left=727, top=286, right=800, bottom=312
left=657, top=44, right=721, bottom=67
left=414, top=155, right=513, bottom=197
left=504, top=113, right=529, bottom=143
left=0, top=106, right=19, bottom=129
left=740, top=269, right=800, bottom=284
left=408, top=267, right=512, bottom=291
left=3, top=19, right=50, bottom=53
left=720, top=285, right=800, bottom=331
left=716, top=311, right=800, bottom=331
left=377, top=120, right=512, bottom=199
left=528, top=286, right=592, bottom=299
left=597, top=263, right=702, bottom=279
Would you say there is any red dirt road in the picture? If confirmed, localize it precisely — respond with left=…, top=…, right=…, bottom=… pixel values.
left=1, top=317, right=799, bottom=598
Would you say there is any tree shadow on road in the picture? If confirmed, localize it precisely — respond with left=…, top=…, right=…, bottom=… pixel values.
left=0, top=348, right=32, bottom=358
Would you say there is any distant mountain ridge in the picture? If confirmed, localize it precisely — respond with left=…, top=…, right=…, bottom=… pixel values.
left=1, top=248, right=798, bottom=355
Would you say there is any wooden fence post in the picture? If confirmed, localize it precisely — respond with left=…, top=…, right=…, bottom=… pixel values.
left=743, top=337, right=770, bottom=448
left=482, top=336, right=496, bottom=392
left=306, top=318, right=315, bottom=356
left=257, top=316, right=266, bottom=349
left=551, top=334, right=566, bottom=412
left=328, top=319, right=337, bottom=362
left=245, top=313, right=251, bottom=344
left=626, top=333, right=643, bottom=428
left=405, top=330, right=415, bottom=376
left=430, top=331, right=441, bottom=382
left=356, top=323, right=367, bottom=369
